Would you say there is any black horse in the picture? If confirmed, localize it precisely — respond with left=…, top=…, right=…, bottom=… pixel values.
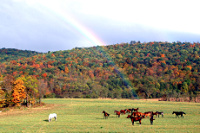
left=172, top=111, right=186, bottom=118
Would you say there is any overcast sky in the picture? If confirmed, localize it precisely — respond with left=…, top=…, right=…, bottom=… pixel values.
left=0, top=0, right=200, bottom=52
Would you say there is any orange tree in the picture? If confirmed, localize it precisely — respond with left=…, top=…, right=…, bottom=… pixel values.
left=12, top=78, right=26, bottom=107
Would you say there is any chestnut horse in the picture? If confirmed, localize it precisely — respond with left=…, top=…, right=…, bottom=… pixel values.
left=120, top=110, right=126, bottom=114
left=114, top=110, right=121, bottom=118
left=102, top=111, right=110, bottom=119
left=144, top=111, right=152, bottom=118
left=127, top=115, right=144, bottom=126
left=131, top=111, right=144, bottom=117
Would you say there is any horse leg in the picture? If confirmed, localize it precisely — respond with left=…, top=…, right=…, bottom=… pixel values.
left=131, top=119, right=134, bottom=125
left=181, top=114, right=184, bottom=118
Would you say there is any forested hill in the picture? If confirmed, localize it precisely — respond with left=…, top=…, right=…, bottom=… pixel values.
left=0, top=48, right=41, bottom=62
left=0, top=41, right=200, bottom=107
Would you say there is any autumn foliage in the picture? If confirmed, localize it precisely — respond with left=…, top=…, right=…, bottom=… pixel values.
left=12, top=78, right=26, bottom=106
left=0, top=41, right=200, bottom=107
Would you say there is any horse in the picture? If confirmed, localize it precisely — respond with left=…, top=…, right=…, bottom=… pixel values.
left=127, top=115, right=144, bottom=126
left=120, top=110, right=126, bottom=114
left=131, top=111, right=143, bottom=117
left=125, top=109, right=131, bottom=113
left=132, top=108, right=139, bottom=112
left=156, top=111, right=164, bottom=117
left=114, top=110, right=121, bottom=118
left=102, top=111, right=110, bottom=119
left=144, top=111, right=153, bottom=118
left=172, top=111, right=186, bottom=118
left=152, top=112, right=158, bottom=117
left=48, top=113, right=57, bottom=122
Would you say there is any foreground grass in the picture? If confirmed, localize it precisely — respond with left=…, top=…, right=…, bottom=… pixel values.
left=0, top=98, right=200, bottom=132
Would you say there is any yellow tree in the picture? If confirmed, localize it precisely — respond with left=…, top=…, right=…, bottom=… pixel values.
left=22, top=76, right=38, bottom=107
left=12, top=78, right=26, bottom=106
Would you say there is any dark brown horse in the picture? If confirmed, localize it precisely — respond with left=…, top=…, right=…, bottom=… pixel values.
left=127, top=115, right=144, bottom=126
left=152, top=112, right=158, bottom=117
left=172, top=111, right=186, bottom=118
left=114, top=110, right=121, bottom=118
left=102, top=111, right=110, bottom=119
left=132, top=108, right=139, bottom=112
left=156, top=111, right=164, bottom=117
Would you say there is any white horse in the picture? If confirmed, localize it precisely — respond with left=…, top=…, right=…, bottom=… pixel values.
left=48, top=113, right=57, bottom=122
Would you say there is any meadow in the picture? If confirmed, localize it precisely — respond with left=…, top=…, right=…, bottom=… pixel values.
left=0, top=98, right=200, bottom=132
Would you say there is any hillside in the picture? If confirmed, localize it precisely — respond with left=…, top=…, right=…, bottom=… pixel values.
left=0, top=48, right=41, bottom=62
left=0, top=41, right=200, bottom=107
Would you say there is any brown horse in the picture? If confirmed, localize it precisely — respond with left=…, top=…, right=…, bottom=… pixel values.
left=131, top=111, right=143, bottom=117
left=172, top=111, right=186, bottom=118
left=120, top=110, right=126, bottom=114
left=132, top=108, right=139, bottom=112
left=127, top=115, right=144, bottom=126
left=144, top=111, right=152, bottom=118
left=114, top=110, right=121, bottom=118
left=102, top=111, right=110, bottom=119
left=125, top=109, right=132, bottom=113
left=152, top=112, right=158, bottom=117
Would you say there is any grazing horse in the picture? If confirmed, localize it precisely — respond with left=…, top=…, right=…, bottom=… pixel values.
left=48, top=113, right=57, bottom=122
left=114, top=110, right=121, bottom=118
left=127, top=115, right=144, bottom=126
left=120, top=110, right=126, bottom=114
left=156, top=111, right=164, bottom=117
left=102, top=111, right=110, bottom=119
left=172, top=111, right=186, bottom=118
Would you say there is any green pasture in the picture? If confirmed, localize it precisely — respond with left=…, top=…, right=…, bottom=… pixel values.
left=0, top=98, right=200, bottom=132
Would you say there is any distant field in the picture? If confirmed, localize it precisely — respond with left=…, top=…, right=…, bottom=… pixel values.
left=0, top=98, right=200, bottom=132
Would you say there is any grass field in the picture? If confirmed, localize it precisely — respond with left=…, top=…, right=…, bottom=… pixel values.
left=0, top=98, right=200, bottom=132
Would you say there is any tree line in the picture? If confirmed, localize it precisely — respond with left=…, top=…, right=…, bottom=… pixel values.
left=0, top=41, right=200, bottom=107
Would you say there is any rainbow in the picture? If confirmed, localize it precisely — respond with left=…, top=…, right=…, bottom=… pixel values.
left=40, top=3, right=138, bottom=98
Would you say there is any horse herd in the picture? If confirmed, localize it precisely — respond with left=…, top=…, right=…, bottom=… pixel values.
left=47, top=109, right=186, bottom=125
left=102, top=108, right=186, bottom=126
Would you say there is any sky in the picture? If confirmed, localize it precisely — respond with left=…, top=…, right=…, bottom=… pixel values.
left=0, top=0, right=200, bottom=52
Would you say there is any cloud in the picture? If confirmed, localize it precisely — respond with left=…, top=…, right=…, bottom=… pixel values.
left=0, top=0, right=200, bottom=52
